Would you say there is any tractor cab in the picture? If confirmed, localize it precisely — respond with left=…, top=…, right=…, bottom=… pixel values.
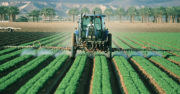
left=79, top=14, right=107, bottom=41
left=72, top=14, right=112, bottom=58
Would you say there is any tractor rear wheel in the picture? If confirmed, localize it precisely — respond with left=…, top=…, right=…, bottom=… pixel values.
left=71, top=33, right=77, bottom=58
left=108, top=33, right=112, bottom=58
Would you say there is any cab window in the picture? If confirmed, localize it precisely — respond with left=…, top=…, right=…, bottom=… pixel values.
left=94, top=17, right=101, bottom=31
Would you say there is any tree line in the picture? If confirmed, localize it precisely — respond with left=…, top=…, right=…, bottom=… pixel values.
left=28, top=8, right=56, bottom=22
left=68, top=6, right=180, bottom=23
left=0, top=6, right=19, bottom=22
left=0, top=6, right=56, bottom=22
left=0, top=5, right=180, bottom=23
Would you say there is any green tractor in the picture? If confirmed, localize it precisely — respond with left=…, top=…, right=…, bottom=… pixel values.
left=71, top=14, right=112, bottom=58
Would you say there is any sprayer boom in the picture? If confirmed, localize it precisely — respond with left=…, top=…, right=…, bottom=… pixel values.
left=2, top=45, right=71, bottom=51
left=1, top=45, right=180, bottom=52
left=112, top=48, right=180, bottom=52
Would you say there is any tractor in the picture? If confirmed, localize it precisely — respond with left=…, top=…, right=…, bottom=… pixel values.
left=71, top=14, right=112, bottom=58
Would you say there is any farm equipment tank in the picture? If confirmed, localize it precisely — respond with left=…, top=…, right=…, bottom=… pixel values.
left=71, top=13, right=112, bottom=58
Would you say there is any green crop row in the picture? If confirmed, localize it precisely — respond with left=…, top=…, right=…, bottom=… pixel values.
left=0, top=32, right=68, bottom=56
left=132, top=56, right=180, bottom=94
left=21, top=32, right=65, bottom=46
left=0, top=50, right=22, bottom=61
left=0, top=55, right=50, bottom=91
left=132, top=35, right=178, bottom=56
left=128, top=36, right=172, bottom=57
left=0, top=33, right=68, bottom=62
left=119, top=36, right=142, bottom=48
left=118, top=32, right=180, bottom=49
left=0, top=32, right=63, bottom=55
left=113, top=32, right=174, bottom=57
left=111, top=33, right=130, bottom=49
left=0, top=32, right=59, bottom=47
left=0, top=55, right=32, bottom=72
left=124, top=36, right=158, bottom=50
left=142, top=39, right=179, bottom=56
left=0, top=35, right=59, bottom=61
left=55, top=55, right=87, bottom=94
left=113, top=56, right=149, bottom=94
left=150, top=56, right=180, bottom=76
left=16, top=55, right=68, bottom=94
left=92, top=55, right=112, bottom=94
left=168, top=56, right=180, bottom=63
left=124, top=36, right=172, bottom=57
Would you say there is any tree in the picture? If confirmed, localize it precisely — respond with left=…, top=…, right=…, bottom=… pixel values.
left=139, top=8, right=146, bottom=23
left=104, top=8, right=113, bottom=21
left=158, top=7, right=166, bottom=23
left=7, top=6, right=19, bottom=22
left=81, top=7, right=90, bottom=14
left=41, top=8, right=56, bottom=22
left=29, top=10, right=40, bottom=22
left=92, top=7, right=102, bottom=14
left=176, top=6, right=180, bottom=23
left=47, top=8, right=56, bottom=21
left=127, top=7, right=137, bottom=23
left=151, top=8, right=161, bottom=23
left=0, top=6, right=8, bottom=21
left=139, top=7, right=151, bottom=23
left=166, top=7, right=176, bottom=23
left=172, top=7, right=179, bottom=23
left=115, top=8, right=125, bottom=22
left=41, top=8, right=48, bottom=21
left=145, top=7, right=151, bottom=23
left=68, top=8, right=79, bottom=22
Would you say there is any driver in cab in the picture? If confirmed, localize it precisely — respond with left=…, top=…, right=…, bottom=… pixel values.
left=86, top=21, right=96, bottom=38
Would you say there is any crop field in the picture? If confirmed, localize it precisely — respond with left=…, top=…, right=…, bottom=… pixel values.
left=0, top=23, right=180, bottom=94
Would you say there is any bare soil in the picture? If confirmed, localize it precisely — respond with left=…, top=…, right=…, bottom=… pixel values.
left=0, top=22, right=180, bottom=32
left=107, top=22, right=180, bottom=32
left=0, top=22, right=76, bottom=32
